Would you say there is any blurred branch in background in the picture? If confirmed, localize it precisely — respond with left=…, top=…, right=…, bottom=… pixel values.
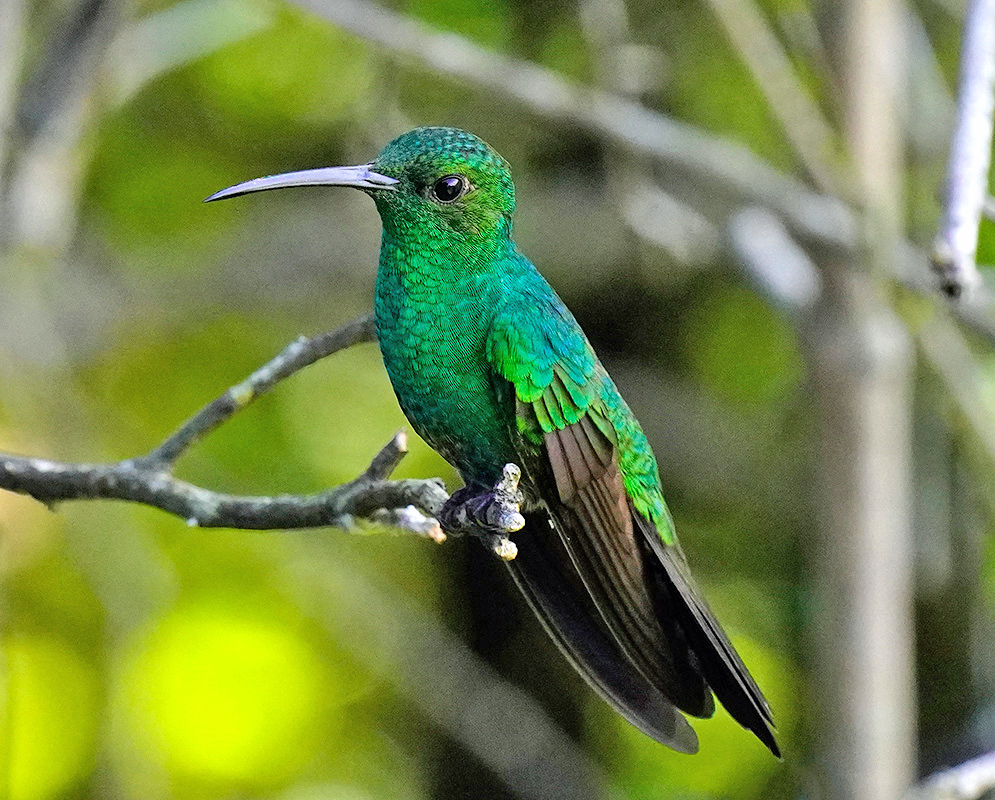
left=104, top=0, right=273, bottom=106
left=736, top=0, right=919, bottom=784
left=917, top=316, right=995, bottom=513
left=0, top=0, right=26, bottom=188
left=0, top=0, right=122, bottom=369
left=907, top=750, right=995, bottom=799
left=701, top=0, right=842, bottom=193
left=279, top=536, right=624, bottom=800
left=3, top=0, right=121, bottom=253
left=293, top=0, right=857, bottom=250
left=931, top=0, right=995, bottom=297
left=296, top=0, right=995, bottom=350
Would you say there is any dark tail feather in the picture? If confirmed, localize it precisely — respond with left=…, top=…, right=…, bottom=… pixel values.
left=506, top=512, right=699, bottom=754
left=634, top=514, right=780, bottom=757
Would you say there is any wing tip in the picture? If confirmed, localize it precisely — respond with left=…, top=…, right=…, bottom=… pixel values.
left=752, top=719, right=782, bottom=758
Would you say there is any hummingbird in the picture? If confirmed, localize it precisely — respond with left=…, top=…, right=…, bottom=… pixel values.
left=207, top=127, right=778, bottom=757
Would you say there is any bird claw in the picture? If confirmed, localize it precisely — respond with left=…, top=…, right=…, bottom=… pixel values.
left=438, top=463, right=524, bottom=560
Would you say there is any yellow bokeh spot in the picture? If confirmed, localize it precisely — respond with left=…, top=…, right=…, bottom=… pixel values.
left=1, top=636, right=99, bottom=800
left=116, top=604, right=325, bottom=785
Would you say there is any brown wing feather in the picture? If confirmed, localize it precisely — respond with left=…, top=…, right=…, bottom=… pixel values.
left=537, top=409, right=713, bottom=717
left=634, top=513, right=779, bottom=755
left=505, top=512, right=699, bottom=753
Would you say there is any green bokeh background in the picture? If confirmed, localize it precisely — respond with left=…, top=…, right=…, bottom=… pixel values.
left=0, top=0, right=992, bottom=798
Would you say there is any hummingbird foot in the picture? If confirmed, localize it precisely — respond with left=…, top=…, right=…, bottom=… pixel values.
left=438, top=463, right=525, bottom=560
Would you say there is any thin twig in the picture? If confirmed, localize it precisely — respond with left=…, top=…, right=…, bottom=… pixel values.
left=141, top=312, right=376, bottom=467
left=932, top=0, right=995, bottom=297
left=896, top=240, right=995, bottom=346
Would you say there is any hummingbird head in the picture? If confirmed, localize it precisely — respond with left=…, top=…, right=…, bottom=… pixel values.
left=369, top=127, right=515, bottom=242
left=206, top=127, right=515, bottom=246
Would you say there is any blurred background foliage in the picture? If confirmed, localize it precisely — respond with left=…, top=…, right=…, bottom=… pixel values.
left=0, top=0, right=992, bottom=797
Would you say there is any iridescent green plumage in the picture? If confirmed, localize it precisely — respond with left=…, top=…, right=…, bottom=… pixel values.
left=208, top=126, right=778, bottom=757
left=370, top=129, right=675, bottom=540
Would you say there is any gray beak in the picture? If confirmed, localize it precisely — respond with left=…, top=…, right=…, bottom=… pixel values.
left=205, top=164, right=398, bottom=202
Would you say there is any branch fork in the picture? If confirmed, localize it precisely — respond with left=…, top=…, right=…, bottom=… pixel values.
left=0, top=314, right=525, bottom=559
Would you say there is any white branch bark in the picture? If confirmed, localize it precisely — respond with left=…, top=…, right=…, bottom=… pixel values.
left=933, top=0, right=995, bottom=297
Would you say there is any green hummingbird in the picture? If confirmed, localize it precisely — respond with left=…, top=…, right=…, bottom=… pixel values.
left=207, top=127, right=778, bottom=757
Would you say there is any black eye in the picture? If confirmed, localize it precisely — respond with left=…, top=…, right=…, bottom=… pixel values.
left=431, top=175, right=467, bottom=203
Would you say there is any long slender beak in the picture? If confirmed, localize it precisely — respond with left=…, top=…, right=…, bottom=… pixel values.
left=204, top=164, right=398, bottom=202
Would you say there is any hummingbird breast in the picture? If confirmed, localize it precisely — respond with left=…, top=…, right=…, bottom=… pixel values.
left=373, top=243, right=518, bottom=484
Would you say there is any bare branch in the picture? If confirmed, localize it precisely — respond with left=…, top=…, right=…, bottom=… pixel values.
left=702, top=0, right=842, bottom=193
left=906, top=751, right=995, bottom=800
left=0, top=311, right=538, bottom=556
left=0, top=313, right=460, bottom=541
left=0, top=432, right=448, bottom=538
left=142, top=312, right=376, bottom=467
left=932, top=0, right=995, bottom=297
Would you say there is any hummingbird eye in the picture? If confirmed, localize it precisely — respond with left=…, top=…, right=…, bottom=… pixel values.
left=431, top=175, right=468, bottom=203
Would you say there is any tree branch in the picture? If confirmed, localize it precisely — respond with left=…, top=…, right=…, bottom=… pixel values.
left=0, top=432, right=447, bottom=537
left=0, top=312, right=531, bottom=557
left=932, top=0, right=995, bottom=297
left=906, top=751, right=995, bottom=800
left=0, top=314, right=452, bottom=539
